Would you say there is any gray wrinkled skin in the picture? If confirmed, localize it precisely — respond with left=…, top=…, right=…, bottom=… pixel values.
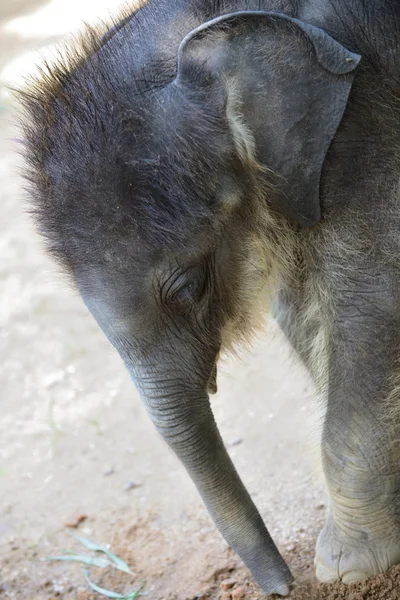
left=19, top=0, right=400, bottom=595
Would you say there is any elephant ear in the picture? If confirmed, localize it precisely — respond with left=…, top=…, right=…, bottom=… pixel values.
left=174, top=11, right=361, bottom=226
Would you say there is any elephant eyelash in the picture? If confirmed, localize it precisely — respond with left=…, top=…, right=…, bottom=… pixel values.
left=162, top=265, right=207, bottom=307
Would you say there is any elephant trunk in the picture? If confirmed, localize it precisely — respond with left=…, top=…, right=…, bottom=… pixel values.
left=140, top=383, right=293, bottom=595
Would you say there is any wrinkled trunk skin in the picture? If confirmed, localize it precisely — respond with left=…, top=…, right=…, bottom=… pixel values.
left=135, top=377, right=293, bottom=595
left=78, top=286, right=291, bottom=593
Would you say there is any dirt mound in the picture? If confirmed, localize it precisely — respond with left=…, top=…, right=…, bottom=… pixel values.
left=289, top=567, right=400, bottom=600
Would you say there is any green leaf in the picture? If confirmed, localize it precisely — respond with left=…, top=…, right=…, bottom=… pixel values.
left=103, top=550, right=133, bottom=575
left=43, top=555, right=110, bottom=568
left=84, top=571, right=131, bottom=599
left=61, top=548, right=83, bottom=555
left=69, top=533, right=102, bottom=552
left=70, top=533, right=133, bottom=574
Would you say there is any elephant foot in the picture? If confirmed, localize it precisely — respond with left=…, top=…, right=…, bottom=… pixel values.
left=315, top=511, right=400, bottom=583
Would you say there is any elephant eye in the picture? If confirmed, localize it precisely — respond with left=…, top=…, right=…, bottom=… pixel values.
left=165, top=267, right=206, bottom=306
left=172, top=279, right=200, bottom=303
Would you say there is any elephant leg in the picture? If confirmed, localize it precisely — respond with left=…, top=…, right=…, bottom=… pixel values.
left=314, top=273, right=400, bottom=583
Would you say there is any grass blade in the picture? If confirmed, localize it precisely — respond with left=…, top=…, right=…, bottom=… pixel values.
left=69, top=533, right=102, bottom=552
left=103, top=551, right=133, bottom=575
left=43, top=555, right=110, bottom=568
left=84, top=570, right=131, bottom=599
left=71, top=533, right=133, bottom=574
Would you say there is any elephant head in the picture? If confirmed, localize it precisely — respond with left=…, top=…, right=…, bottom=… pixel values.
left=20, top=6, right=360, bottom=595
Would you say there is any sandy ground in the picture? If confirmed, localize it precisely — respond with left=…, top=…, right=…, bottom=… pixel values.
left=1, top=3, right=400, bottom=600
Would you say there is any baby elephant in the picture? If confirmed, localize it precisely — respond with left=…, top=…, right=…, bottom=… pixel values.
left=20, top=0, right=400, bottom=595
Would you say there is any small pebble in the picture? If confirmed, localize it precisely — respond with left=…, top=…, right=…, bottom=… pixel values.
left=64, top=513, right=87, bottom=528
left=232, top=587, right=246, bottom=600
left=126, top=480, right=142, bottom=491
left=43, top=371, right=65, bottom=389
left=227, top=438, right=243, bottom=448
left=52, top=582, right=64, bottom=594
left=104, top=467, right=115, bottom=476
left=221, top=578, right=236, bottom=591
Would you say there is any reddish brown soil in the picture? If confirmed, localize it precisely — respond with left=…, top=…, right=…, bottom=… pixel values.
left=2, top=514, right=400, bottom=599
